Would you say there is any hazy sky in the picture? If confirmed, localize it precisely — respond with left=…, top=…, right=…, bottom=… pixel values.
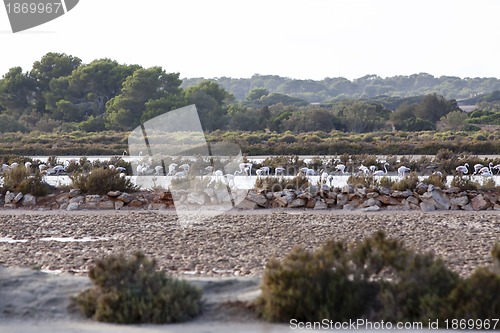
left=1, top=0, right=499, bottom=80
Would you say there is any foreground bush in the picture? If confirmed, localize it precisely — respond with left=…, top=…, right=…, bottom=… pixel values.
left=71, top=167, right=138, bottom=195
left=1, top=166, right=49, bottom=196
left=74, top=252, right=202, bottom=324
left=258, top=232, right=500, bottom=327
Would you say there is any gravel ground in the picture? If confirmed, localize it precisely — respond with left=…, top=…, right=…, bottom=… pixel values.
left=0, top=209, right=499, bottom=277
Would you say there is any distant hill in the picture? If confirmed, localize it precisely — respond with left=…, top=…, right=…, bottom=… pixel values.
left=181, top=73, right=500, bottom=103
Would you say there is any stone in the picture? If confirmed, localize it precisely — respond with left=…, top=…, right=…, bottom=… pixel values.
left=13, top=192, right=23, bottom=203
left=288, top=198, right=306, bottom=208
left=148, top=203, right=168, bottom=210
left=326, top=191, right=337, bottom=200
left=128, top=200, right=144, bottom=208
left=415, top=183, right=428, bottom=195
left=85, top=195, right=101, bottom=203
left=69, top=188, right=82, bottom=198
left=114, top=200, right=124, bottom=210
left=22, top=194, right=36, bottom=206
left=55, top=193, right=70, bottom=204
left=306, top=198, right=316, bottom=209
left=361, top=205, right=380, bottom=212
left=405, top=195, right=420, bottom=205
left=378, top=187, right=391, bottom=195
left=69, top=195, right=85, bottom=204
left=117, top=192, right=133, bottom=203
left=342, top=204, right=355, bottom=211
left=66, top=202, right=79, bottom=211
left=246, top=192, right=268, bottom=206
left=107, top=191, right=122, bottom=197
left=4, top=191, right=15, bottom=204
left=336, top=193, right=348, bottom=206
left=273, top=196, right=288, bottom=208
left=429, top=188, right=450, bottom=210
left=378, top=194, right=401, bottom=206
left=235, top=198, right=258, bottom=210
left=471, top=194, right=490, bottom=211
left=420, top=202, right=436, bottom=212
left=450, top=196, right=469, bottom=207
left=97, top=201, right=115, bottom=209
left=313, top=200, right=328, bottom=210
left=361, top=198, right=381, bottom=208
left=366, top=192, right=379, bottom=199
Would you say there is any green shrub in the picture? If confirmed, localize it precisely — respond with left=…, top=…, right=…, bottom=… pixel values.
left=450, top=175, right=479, bottom=191
left=347, top=175, right=374, bottom=188
left=257, top=231, right=466, bottom=325
left=391, top=172, right=419, bottom=191
left=377, top=176, right=394, bottom=189
left=257, top=240, right=376, bottom=323
left=1, top=167, right=49, bottom=196
left=71, top=167, right=138, bottom=195
left=74, top=252, right=202, bottom=324
left=422, top=174, right=447, bottom=188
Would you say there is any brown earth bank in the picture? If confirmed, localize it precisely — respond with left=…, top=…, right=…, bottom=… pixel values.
left=0, top=210, right=499, bottom=278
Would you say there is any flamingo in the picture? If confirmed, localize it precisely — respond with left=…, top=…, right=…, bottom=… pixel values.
left=335, top=164, right=347, bottom=174
left=493, top=164, right=500, bottom=175
left=455, top=163, right=469, bottom=175
left=10, top=162, right=19, bottom=169
left=260, top=166, right=270, bottom=176
left=373, top=163, right=389, bottom=176
left=397, top=166, right=411, bottom=178
left=480, top=169, right=493, bottom=177
left=235, top=163, right=250, bottom=176
left=167, top=163, right=178, bottom=176
left=256, top=169, right=264, bottom=178
left=478, top=162, right=493, bottom=175
left=327, top=174, right=334, bottom=187
left=274, top=167, right=285, bottom=176
left=52, top=165, right=66, bottom=175
left=179, top=163, right=190, bottom=173
left=154, top=166, right=163, bottom=175
left=38, top=164, right=48, bottom=173
left=369, top=165, right=377, bottom=173
left=473, top=164, right=484, bottom=175
left=432, top=171, right=443, bottom=177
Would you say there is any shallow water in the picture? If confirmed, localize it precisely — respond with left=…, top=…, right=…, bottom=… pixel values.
left=39, top=174, right=500, bottom=190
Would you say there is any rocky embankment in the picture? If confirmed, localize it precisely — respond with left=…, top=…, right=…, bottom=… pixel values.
left=0, top=211, right=499, bottom=278
left=0, top=182, right=499, bottom=212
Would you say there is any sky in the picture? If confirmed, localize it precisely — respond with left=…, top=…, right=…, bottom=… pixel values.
left=1, top=0, right=499, bottom=81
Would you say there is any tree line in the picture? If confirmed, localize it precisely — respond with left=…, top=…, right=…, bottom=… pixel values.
left=0, top=52, right=499, bottom=135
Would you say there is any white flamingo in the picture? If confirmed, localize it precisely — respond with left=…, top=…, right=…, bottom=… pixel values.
left=274, top=167, right=285, bottom=176
left=235, top=163, right=250, bottom=176
left=167, top=163, right=178, bottom=176
left=493, top=164, right=500, bottom=175
left=53, top=165, right=66, bottom=175
left=260, top=166, right=270, bottom=176
left=455, top=163, right=469, bottom=175
left=478, top=162, right=493, bottom=175
left=397, top=166, right=411, bottom=178
left=154, top=166, right=163, bottom=175
left=335, top=164, right=348, bottom=174
left=473, top=163, right=484, bottom=175
left=373, top=163, right=389, bottom=176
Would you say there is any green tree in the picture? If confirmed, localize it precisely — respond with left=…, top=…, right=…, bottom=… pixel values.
left=184, top=81, right=232, bottom=131
left=0, top=67, right=36, bottom=112
left=437, top=111, right=468, bottom=131
left=414, top=93, right=459, bottom=123
left=106, top=67, right=182, bottom=130
left=30, top=52, right=81, bottom=111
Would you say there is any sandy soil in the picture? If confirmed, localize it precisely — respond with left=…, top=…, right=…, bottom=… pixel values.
left=0, top=209, right=499, bottom=332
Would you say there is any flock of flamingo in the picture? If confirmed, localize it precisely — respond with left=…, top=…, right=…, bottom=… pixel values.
left=1, top=157, right=499, bottom=189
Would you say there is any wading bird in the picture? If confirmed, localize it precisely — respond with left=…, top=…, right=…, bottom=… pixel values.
left=373, top=163, right=389, bottom=176
left=397, top=166, right=411, bottom=178
left=455, top=163, right=469, bottom=175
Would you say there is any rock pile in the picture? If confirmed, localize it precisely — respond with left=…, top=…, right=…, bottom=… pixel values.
left=0, top=184, right=498, bottom=212
left=243, top=183, right=500, bottom=212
